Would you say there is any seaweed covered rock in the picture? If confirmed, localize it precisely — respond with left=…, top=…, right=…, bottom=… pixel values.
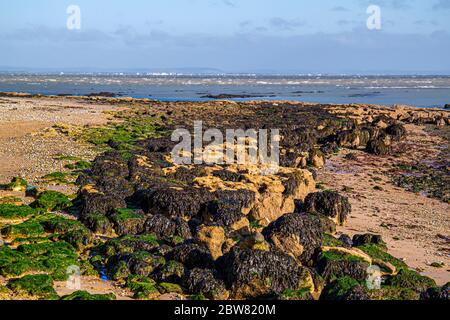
left=154, top=260, right=186, bottom=283
left=195, top=225, right=226, bottom=260
left=202, top=192, right=254, bottom=231
left=143, top=214, right=192, bottom=240
left=421, top=283, right=450, bottom=301
left=2, top=177, right=28, bottom=192
left=125, top=275, right=160, bottom=299
left=109, top=208, right=146, bottom=235
left=385, top=123, right=407, bottom=141
left=386, top=269, right=436, bottom=292
left=185, top=268, right=229, bottom=300
left=167, top=243, right=214, bottom=270
left=303, top=191, right=351, bottom=226
left=8, top=274, right=58, bottom=300
left=366, top=138, right=391, bottom=156
left=30, top=191, right=71, bottom=212
left=368, top=287, right=420, bottom=300
left=352, top=234, right=385, bottom=248
left=81, top=212, right=114, bottom=235
left=141, top=187, right=214, bottom=218
left=60, top=291, right=116, bottom=300
left=262, top=213, right=323, bottom=264
left=79, top=186, right=127, bottom=217
left=317, top=249, right=370, bottom=282
left=0, top=204, right=41, bottom=220
left=320, top=277, right=368, bottom=301
left=216, top=247, right=307, bottom=299
left=106, top=250, right=165, bottom=280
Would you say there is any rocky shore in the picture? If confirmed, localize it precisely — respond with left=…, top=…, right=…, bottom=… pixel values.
left=0, top=94, right=449, bottom=300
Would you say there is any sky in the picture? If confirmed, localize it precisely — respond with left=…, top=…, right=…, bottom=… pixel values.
left=1, top=0, right=450, bottom=74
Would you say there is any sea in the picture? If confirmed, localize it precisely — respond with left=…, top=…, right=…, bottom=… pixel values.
left=0, top=73, right=449, bottom=108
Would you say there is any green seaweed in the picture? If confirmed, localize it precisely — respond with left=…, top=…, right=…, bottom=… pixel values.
left=42, top=172, right=72, bottom=184
left=279, top=288, right=312, bottom=300
left=320, top=276, right=362, bottom=300
left=387, top=269, right=436, bottom=292
left=60, top=290, right=115, bottom=300
left=368, top=286, right=420, bottom=300
left=126, top=275, right=159, bottom=299
left=0, top=241, right=80, bottom=280
left=357, top=244, right=407, bottom=270
left=0, top=204, right=41, bottom=220
left=30, top=191, right=72, bottom=211
left=1, top=220, right=45, bottom=238
left=9, top=274, right=58, bottom=300
left=322, top=234, right=344, bottom=247
left=64, top=161, right=92, bottom=170
left=158, top=282, right=183, bottom=294
left=1, top=177, right=28, bottom=191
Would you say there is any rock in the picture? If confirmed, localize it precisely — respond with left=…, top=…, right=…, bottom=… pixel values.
left=30, top=191, right=72, bottom=212
left=80, top=187, right=126, bottom=217
left=385, top=124, right=407, bottom=141
left=309, top=213, right=337, bottom=234
left=303, top=191, right=351, bottom=226
left=141, top=187, right=214, bottom=219
left=60, top=290, right=116, bottom=300
left=444, top=104, right=450, bottom=109
left=155, top=260, right=186, bottom=284
left=106, top=251, right=165, bottom=279
left=2, top=177, right=28, bottom=192
left=386, top=269, right=436, bottom=292
left=81, top=213, right=114, bottom=235
left=167, top=243, right=214, bottom=270
left=185, top=268, right=229, bottom=300
left=249, top=192, right=295, bottom=226
left=262, top=213, right=323, bottom=264
left=338, top=234, right=353, bottom=248
left=238, top=233, right=271, bottom=252
left=421, top=283, right=450, bottom=301
left=352, top=234, right=384, bottom=247
left=366, top=138, right=391, bottom=156
left=216, top=247, right=306, bottom=299
left=143, top=214, right=192, bottom=240
left=109, top=208, right=146, bottom=235
left=308, top=149, right=325, bottom=168
left=320, top=277, right=368, bottom=301
left=25, top=186, right=42, bottom=199
left=195, top=225, right=226, bottom=260
left=202, top=198, right=248, bottom=231
left=317, top=249, right=370, bottom=282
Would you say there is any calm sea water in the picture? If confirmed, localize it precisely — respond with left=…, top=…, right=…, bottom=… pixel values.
left=0, top=74, right=449, bottom=108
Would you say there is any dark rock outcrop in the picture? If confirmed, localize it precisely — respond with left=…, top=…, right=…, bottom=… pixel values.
left=303, top=191, right=351, bottom=226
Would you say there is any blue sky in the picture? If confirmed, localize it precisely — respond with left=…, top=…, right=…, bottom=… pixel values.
left=1, top=0, right=450, bottom=73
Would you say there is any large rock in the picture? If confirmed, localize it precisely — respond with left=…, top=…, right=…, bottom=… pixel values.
left=184, top=268, right=229, bottom=300
left=262, top=213, right=323, bottom=264
left=303, top=191, right=351, bottom=226
left=366, top=137, right=391, bottom=156
left=195, top=225, right=226, bottom=260
left=143, top=214, right=192, bottom=240
left=316, top=249, right=370, bottom=282
left=216, top=248, right=307, bottom=299
left=421, top=283, right=450, bottom=301
left=141, top=187, right=214, bottom=218
left=167, top=243, right=214, bottom=270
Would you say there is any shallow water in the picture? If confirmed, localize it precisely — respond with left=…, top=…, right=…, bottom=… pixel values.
left=1, top=73, right=449, bottom=108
